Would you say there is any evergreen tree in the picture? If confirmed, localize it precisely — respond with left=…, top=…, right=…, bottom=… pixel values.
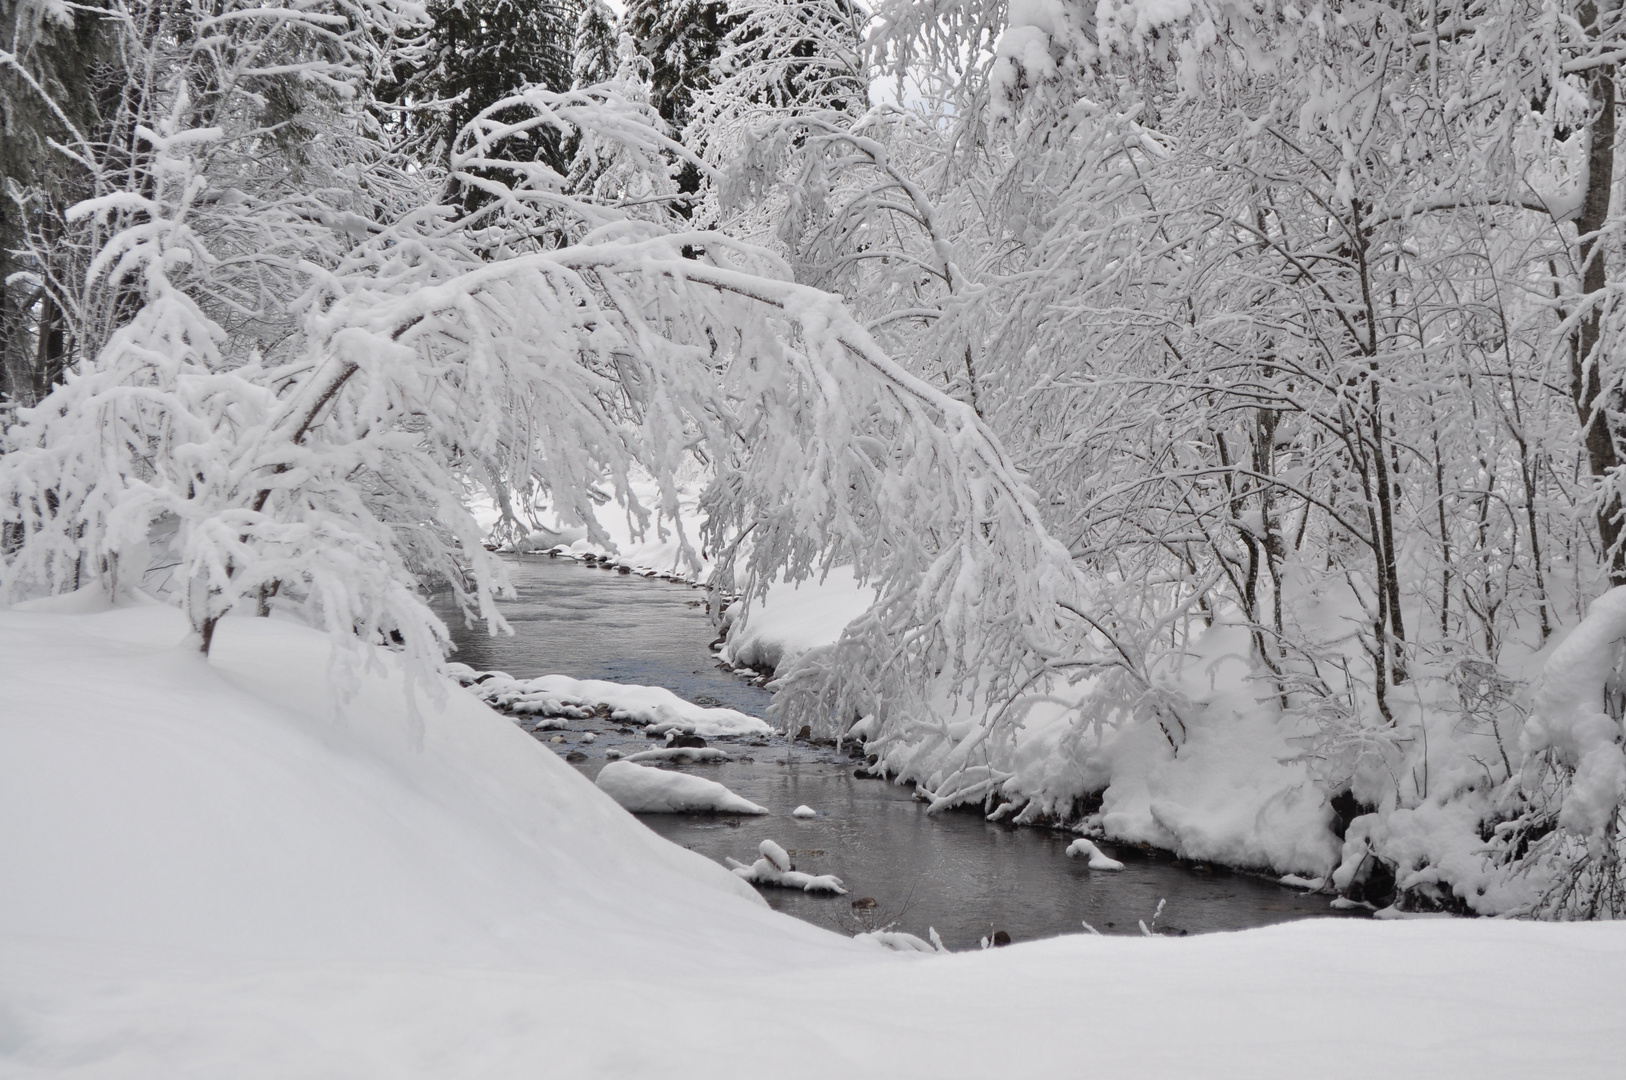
left=623, top=0, right=737, bottom=202
left=571, top=0, right=620, bottom=88
left=391, top=0, right=579, bottom=180
left=0, top=0, right=118, bottom=411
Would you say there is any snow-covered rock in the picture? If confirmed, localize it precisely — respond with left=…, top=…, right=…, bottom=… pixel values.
left=726, top=840, right=847, bottom=894
left=1066, top=838, right=1125, bottom=870
left=759, top=839, right=791, bottom=872
left=594, top=761, right=767, bottom=814
left=792, top=805, right=817, bottom=819
left=624, top=746, right=732, bottom=765
left=450, top=667, right=769, bottom=737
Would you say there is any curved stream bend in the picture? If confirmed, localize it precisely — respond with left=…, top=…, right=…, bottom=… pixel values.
left=434, top=555, right=1357, bottom=949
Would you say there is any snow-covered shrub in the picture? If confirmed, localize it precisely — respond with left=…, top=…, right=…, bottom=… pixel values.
left=1507, top=588, right=1626, bottom=917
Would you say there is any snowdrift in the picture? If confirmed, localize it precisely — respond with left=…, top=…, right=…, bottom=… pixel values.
left=0, top=598, right=812, bottom=971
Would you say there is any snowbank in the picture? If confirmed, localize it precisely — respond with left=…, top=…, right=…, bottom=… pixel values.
left=596, top=760, right=768, bottom=814
left=452, top=667, right=770, bottom=737
left=478, top=472, right=716, bottom=580
left=720, top=566, right=873, bottom=673
left=4, top=599, right=1624, bottom=1077
left=1523, top=585, right=1626, bottom=844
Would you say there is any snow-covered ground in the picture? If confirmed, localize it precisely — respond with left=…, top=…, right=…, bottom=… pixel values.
left=2, top=597, right=1623, bottom=1077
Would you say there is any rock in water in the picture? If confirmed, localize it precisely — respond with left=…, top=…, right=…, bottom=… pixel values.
left=759, top=839, right=793, bottom=872
left=1066, top=838, right=1125, bottom=871
left=594, top=761, right=767, bottom=815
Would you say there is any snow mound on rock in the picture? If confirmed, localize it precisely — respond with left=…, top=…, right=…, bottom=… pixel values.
left=726, top=840, right=847, bottom=894
left=450, top=666, right=769, bottom=737
left=624, top=746, right=732, bottom=765
left=1066, top=838, right=1125, bottom=870
left=595, top=761, right=767, bottom=814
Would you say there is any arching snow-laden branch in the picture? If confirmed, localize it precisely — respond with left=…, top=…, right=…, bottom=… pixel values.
left=0, top=73, right=1088, bottom=756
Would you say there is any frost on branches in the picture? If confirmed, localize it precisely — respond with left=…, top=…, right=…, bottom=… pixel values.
left=688, top=0, right=1626, bottom=915
left=0, top=2, right=1087, bottom=785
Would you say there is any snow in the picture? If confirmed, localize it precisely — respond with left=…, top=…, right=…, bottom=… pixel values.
left=1065, top=838, right=1126, bottom=870
left=623, top=746, right=733, bottom=764
left=453, top=666, right=770, bottom=738
left=719, top=566, right=873, bottom=673
left=856, top=929, right=943, bottom=953
left=726, top=841, right=848, bottom=894
left=792, top=804, right=817, bottom=818
left=1522, top=585, right=1626, bottom=845
left=3, top=601, right=1624, bottom=1077
left=760, top=838, right=792, bottom=871
left=595, top=760, right=768, bottom=814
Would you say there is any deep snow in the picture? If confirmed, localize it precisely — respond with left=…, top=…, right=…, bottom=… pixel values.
left=3, top=598, right=1622, bottom=1078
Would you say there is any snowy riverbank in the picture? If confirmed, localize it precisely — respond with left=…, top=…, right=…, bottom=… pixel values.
left=3, top=597, right=1623, bottom=1077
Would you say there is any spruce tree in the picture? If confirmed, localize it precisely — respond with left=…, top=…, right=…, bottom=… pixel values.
left=623, top=0, right=737, bottom=204
left=571, top=0, right=621, bottom=88
left=392, top=0, right=579, bottom=184
left=0, top=0, right=118, bottom=411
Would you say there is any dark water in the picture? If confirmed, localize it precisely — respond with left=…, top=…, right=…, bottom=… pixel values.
left=434, top=555, right=1357, bottom=950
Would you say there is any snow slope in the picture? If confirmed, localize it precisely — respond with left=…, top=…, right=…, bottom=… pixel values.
left=3, top=600, right=1623, bottom=1078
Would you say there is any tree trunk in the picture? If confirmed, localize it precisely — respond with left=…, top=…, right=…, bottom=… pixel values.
left=1572, top=7, right=1626, bottom=584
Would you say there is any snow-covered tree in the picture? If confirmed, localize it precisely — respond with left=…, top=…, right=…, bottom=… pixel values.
left=624, top=0, right=737, bottom=202
left=571, top=0, right=621, bottom=89
left=0, top=0, right=118, bottom=410
left=389, top=0, right=578, bottom=183
left=691, top=0, right=1626, bottom=913
left=1, top=7, right=1088, bottom=809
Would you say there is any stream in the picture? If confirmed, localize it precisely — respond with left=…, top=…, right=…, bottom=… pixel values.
left=434, top=554, right=1358, bottom=950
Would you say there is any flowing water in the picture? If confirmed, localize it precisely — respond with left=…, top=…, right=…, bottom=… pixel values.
left=434, top=554, right=1360, bottom=950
